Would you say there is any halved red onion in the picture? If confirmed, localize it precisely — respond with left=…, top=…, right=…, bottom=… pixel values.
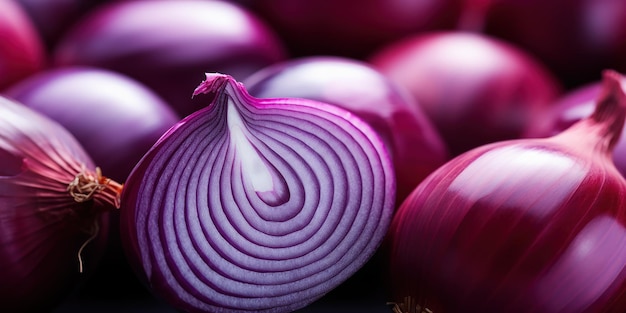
left=0, top=96, right=121, bottom=313
left=120, top=73, right=395, bottom=313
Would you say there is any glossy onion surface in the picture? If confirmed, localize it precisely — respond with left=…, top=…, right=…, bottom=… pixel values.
left=52, top=0, right=286, bottom=117
left=120, top=73, right=395, bottom=313
left=386, top=71, right=626, bottom=313
left=3, top=66, right=181, bottom=182
left=244, top=56, right=448, bottom=205
left=0, top=96, right=117, bottom=313
left=524, top=78, right=626, bottom=179
left=369, top=31, right=562, bottom=156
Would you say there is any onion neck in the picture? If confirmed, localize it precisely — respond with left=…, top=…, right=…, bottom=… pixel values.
left=553, top=70, right=626, bottom=156
left=67, top=166, right=123, bottom=210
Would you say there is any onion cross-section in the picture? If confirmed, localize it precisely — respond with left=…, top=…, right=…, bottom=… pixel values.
left=120, top=73, right=396, bottom=313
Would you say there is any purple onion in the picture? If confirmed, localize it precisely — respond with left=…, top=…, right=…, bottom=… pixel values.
left=249, top=0, right=464, bottom=58
left=0, top=96, right=121, bottom=313
left=0, top=0, right=45, bottom=90
left=120, top=73, right=395, bottom=313
left=13, top=0, right=108, bottom=51
left=525, top=76, right=626, bottom=179
left=52, top=0, right=287, bottom=117
left=387, top=70, right=626, bottom=313
left=369, top=31, right=562, bottom=156
left=3, top=67, right=180, bottom=183
left=480, top=0, right=626, bottom=88
left=243, top=56, right=449, bottom=204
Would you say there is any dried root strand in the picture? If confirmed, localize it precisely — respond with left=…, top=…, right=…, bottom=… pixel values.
left=387, top=296, right=433, bottom=313
left=77, top=220, right=99, bottom=273
left=67, top=166, right=123, bottom=208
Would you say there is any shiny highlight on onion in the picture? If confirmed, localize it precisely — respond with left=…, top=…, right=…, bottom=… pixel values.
left=387, top=70, right=626, bottom=313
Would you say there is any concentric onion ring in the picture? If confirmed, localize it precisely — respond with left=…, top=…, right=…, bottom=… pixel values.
left=120, top=73, right=396, bottom=313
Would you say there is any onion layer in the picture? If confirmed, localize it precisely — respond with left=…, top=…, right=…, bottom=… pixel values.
left=120, top=73, right=395, bottom=313
left=0, top=96, right=121, bottom=312
left=386, top=70, right=626, bottom=313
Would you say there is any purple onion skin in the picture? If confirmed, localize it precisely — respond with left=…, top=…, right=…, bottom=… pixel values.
left=52, top=0, right=287, bottom=118
left=3, top=67, right=181, bottom=183
left=249, top=0, right=464, bottom=59
left=243, top=56, right=449, bottom=205
left=14, top=0, right=108, bottom=51
left=0, top=96, right=116, bottom=313
left=479, top=0, right=626, bottom=88
left=120, top=73, right=395, bottom=313
left=525, top=78, right=626, bottom=179
left=369, top=31, right=562, bottom=156
left=386, top=71, right=626, bottom=313
left=0, top=0, right=45, bottom=91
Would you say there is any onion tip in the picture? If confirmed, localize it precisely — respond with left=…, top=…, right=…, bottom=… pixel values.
left=192, top=72, right=230, bottom=98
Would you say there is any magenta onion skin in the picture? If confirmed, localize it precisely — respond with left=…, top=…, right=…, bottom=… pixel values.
left=0, top=0, right=45, bottom=91
left=386, top=71, right=626, bottom=313
left=243, top=56, right=449, bottom=204
left=52, top=0, right=287, bottom=117
left=3, top=66, right=181, bottom=183
left=480, top=0, right=626, bottom=88
left=250, top=0, right=464, bottom=58
left=120, top=73, right=395, bottom=313
left=0, top=96, right=120, bottom=313
left=369, top=31, right=562, bottom=156
left=525, top=78, right=626, bottom=180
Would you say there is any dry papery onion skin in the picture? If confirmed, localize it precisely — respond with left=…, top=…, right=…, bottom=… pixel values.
left=120, top=73, right=396, bottom=313
left=0, top=96, right=121, bottom=313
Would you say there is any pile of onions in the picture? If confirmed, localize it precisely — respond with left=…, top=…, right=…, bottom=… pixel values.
left=479, top=0, right=626, bottom=88
left=119, top=73, right=395, bottom=313
left=0, top=96, right=121, bottom=312
left=52, top=0, right=287, bottom=117
left=386, top=70, right=626, bottom=313
left=0, top=0, right=45, bottom=91
left=368, top=31, right=562, bottom=156
left=248, top=0, right=464, bottom=58
left=3, top=66, right=181, bottom=183
left=243, top=56, right=449, bottom=204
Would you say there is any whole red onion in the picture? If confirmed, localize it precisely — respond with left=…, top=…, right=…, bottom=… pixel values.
left=3, top=66, right=180, bottom=183
left=369, top=31, right=562, bottom=156
left=386, top=70, right=626, bottom=313
left=120, top=73, right=395, bottom=313
left=244, top=56, right=449, bottom=205
left=480, top=0, right=626, bottom=88
left=249, top=0, right=464, bottom=58
left=0, top=0, right=45, bottom=90
left=0, top=96, right=121, bottom=313
left=53, top=0, right=287, bottom=117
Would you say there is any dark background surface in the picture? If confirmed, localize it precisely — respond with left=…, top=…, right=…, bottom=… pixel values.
left=50, top=249, right=394, bottom=313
